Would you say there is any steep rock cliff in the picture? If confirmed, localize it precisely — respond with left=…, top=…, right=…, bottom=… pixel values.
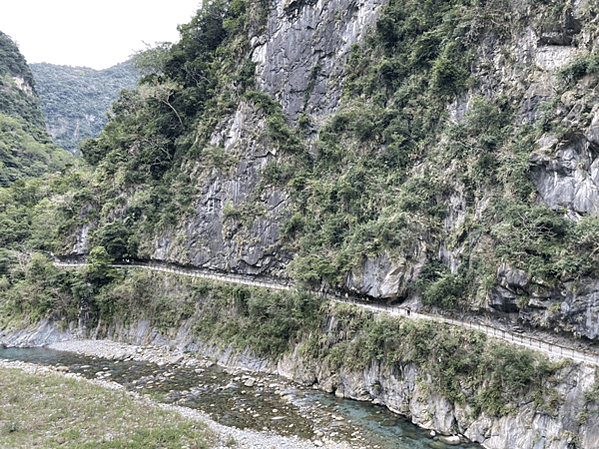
left=70, top=0, right=599, bottom=359
left=9, top=2, right=599, bottom=444
left=252, top=0, right=385, bottom=124
left=277, top=322, right=599, bottom=449
left=102, top=0, right=388, bottom=277
left=279, top=355, right=599, bottom=449
left=151, top=101, right=291, bottom=276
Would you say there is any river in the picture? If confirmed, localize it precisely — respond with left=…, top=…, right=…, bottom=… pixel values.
left=0, top=346, right=483, bottom=449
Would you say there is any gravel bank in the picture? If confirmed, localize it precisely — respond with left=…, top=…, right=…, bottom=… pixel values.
left=3, top=340, right=362, bottom=449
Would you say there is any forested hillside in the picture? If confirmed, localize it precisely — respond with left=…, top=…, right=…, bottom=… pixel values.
left=30, top=62, right=139, bottom=152
left=70, top=0, right=599, bottom=341
left=0, top=32, right=71, bottom=185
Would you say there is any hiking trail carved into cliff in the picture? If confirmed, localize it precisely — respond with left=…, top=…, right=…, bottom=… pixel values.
left=54, top=260, right=599, bottom=366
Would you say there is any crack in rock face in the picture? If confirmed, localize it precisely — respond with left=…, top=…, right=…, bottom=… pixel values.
left=252, top=0, right=385, bottom=126
left=530, top=130, right=599, bottom=217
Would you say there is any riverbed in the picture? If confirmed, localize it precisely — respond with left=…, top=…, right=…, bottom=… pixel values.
left=0, top=340, right=482, bottom=449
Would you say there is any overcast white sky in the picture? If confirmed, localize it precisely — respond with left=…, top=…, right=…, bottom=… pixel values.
left=0, top=1, right=201, bottom=70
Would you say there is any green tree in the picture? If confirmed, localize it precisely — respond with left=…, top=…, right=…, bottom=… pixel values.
left=85, top=246, right=116, bottom=287
left=94, top=221, right=136, bottom=260
left=132, top=42, right=173, bottom=77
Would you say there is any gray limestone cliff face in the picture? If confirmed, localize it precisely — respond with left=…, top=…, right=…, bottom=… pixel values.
left=429, top=0, right=599, bottom=341
left=530, top=128, right=599, bottom=217
left=252, top=0, right=385, bottom=127
left=150, top=102, right=290, bottom=277
left=524, top=2, right=599, bottom=216
left=278, top=345, right=599, bottom=449
left=524, top=278, right=599, bottom=341
left=344, top=244, right=427, bottom=300
left=342, top=0, right=598, bottom=302
left=148, top=0, right=387, bottom=278
left=487, top=263, right=599, bottom=340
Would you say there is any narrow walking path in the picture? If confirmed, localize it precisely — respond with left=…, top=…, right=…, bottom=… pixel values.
left=54, top=260, right=599, bottom=366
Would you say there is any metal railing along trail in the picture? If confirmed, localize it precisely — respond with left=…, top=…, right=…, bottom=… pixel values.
left=54, top=260, right=599, bottom=366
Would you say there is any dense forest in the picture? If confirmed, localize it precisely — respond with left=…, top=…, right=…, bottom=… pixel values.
left=0, top=32, right=71, bottom=186
left=30, top=62, right=139, bottom=152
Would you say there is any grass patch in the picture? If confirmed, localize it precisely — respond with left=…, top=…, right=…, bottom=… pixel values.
left=0, top=365, right=218, bottom=448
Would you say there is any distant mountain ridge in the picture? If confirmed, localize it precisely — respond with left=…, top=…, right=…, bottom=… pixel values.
left=30, top=61, right=139, bottom=152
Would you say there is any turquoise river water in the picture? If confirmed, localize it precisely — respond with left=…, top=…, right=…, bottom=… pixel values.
left=0, top=347, right=482, bottom=449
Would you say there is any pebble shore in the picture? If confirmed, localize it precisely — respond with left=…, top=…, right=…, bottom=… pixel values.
left=2, top=339, right=361, bottom=449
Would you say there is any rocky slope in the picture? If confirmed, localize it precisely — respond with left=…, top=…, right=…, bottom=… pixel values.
left=0, top=31, right=46, bottom=130
left=117, top=0, right=599, bottom=347
left=55, top=0, right=599, bottom=350
left=8, top=1, right=599, bottom=447
left=2, top=302, right=598, bottom=449
left=136, top=0, right=387, bottom=278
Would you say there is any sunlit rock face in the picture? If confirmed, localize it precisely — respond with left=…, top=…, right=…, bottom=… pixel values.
left=12, top=76, right=34, bottom=96
left=151, top=101, right=291, bottom=277
left=530, top=131, right=599, bottom=217
left=150, top=0, right=386, bottom=277
left=252, top=0, right=385, bottom=126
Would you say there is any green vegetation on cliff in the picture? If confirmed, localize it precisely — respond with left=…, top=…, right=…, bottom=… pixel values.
left=2, top=0, right=599, bottom=333
left=283, top=0, right=599, bottom=303
left=52, top=0, right=599, bottom=315
left=307, top=301, right=566, bottom=417
left=0, top=31, right=72, bottom=186
left=2, top=0, right=599, bottom=332
left=1, top=1, right=599, bottom=443
left=0, top=32, right=46, bottom=132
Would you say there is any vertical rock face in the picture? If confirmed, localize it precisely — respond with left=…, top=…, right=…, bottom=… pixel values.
left=486, top=262, right=599, bottom=340
left=151, top=0, right=386, bottom=276
left=525, top=2, right=599, bottom=217
left=530, top=131, right=599, bottom=216
left=252, top=0, right=385, bottom=125
left=536, top=5, right=582, bottom=46
left=152, top=102, right=291, bottom=276
left=344, top=246, right=427, bottom=300
left=278, top=347, right=599, bottom=449
left=540, top=279, right=599, bottom=340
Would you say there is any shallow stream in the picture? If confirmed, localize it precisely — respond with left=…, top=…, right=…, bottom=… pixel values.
left=0, top=347, right=482, bottom=449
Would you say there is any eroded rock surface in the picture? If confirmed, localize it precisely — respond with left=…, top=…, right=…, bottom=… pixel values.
left=252, top=0, right=385, bottom=125
left=279, top=345, right=599, bottom=449
left=530, top=131, right=599, bottom=215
